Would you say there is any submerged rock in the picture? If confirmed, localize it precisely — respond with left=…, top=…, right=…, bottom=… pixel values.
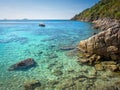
left=95, top=63, right=104, bottom=71
left=47, top=80, right=59, bottom=86
left=95, top=81, right=120, bottom=90
left=66, top=48, right=80, bottom=57
left=60, top=46, right=75, bottom=51
left=102, top=61, right=119, bottom=72
left=24, top=80, right=41, bottom=90
left=8, top=58, right=36, bottom=71
left=52, top=69, right=63, bottom=76
left=48, top=54, right=58, bottom=59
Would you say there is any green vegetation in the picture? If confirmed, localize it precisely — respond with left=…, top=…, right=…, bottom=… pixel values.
left=72, top=0, right=120, bottom=21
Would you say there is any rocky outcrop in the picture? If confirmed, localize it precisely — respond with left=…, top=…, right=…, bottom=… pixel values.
left=79, top=27, right=120, bottom=59
left=8, top=58, right=36, bottom=71
left=78, top=19, right=120, bottom=71
left=94, top=61, right=120, bottom=72
left=93, top=18, right=120, bottom=31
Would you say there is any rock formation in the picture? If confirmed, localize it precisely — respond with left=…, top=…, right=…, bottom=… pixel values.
left=71, top=0, right=120, bottom=72
left=8, top=58, right=36, bottom=71
left=78, top=19, right=120, bottom=71
left=60, top=46, right=75, bottom=51
left=93, top=18, right=120, bottom=31
left=79, top=26, right=120, bottom=59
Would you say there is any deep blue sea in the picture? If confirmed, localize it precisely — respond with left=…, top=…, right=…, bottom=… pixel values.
left=0, top=20, right=119, bottom=90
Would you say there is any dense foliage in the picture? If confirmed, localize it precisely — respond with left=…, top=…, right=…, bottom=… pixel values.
left=72, top=0, right=120, bottom=21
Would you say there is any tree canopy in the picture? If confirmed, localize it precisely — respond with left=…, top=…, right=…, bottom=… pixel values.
left=72, top=0, right=120, bottom=21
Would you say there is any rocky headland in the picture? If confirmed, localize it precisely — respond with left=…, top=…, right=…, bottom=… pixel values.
left=71, top=0, right=120, bottom=88
left=72, top=0, right=120, bottom=72
left=79, top=18, right=120, bottom=72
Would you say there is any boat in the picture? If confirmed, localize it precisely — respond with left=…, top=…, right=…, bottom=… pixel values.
left=39, top=23, right=45, bottom=27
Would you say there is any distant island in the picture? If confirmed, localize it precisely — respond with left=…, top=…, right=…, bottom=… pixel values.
left=72, top=0, right=120, bottom=72
left=0, top=18, right=28, bottom=21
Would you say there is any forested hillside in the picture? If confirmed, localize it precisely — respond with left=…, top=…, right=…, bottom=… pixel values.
left=72, top=0, right=120, bottom=21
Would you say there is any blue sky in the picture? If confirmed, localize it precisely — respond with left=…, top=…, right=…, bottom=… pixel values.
left=0, top=0, right=99, bottom=19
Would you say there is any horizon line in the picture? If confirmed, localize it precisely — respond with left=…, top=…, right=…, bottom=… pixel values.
left=0, top=18, right=70, bottom=20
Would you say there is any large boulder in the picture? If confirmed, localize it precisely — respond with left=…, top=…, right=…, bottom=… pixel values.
left=79, top=27, right=120, bottom=61
left=78, top=20, right=120, bottom=72
left=8, top=58, right=36, bottom=71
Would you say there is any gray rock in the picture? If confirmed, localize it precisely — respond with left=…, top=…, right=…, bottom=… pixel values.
left=60, top=46, right=75, bottom=51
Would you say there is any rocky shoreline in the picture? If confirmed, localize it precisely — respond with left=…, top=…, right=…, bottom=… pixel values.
left=93, top=18, right=120, bottom=31
left=78, top=18, right=120, bottom=72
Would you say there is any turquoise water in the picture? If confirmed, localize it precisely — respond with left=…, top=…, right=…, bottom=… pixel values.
left=0, top=20, right=119, bottom=90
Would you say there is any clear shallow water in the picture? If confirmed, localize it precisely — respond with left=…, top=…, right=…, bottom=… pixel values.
left=0, top=20, right=119, bottom=90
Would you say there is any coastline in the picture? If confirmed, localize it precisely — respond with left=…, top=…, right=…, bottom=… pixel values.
left=71, top=17, right=120, bottom=89
left=0, top=19, right=120, bottom=90
left=0, top=20, right=100, bottom=90
left=76, top=18, right=120, bottom=72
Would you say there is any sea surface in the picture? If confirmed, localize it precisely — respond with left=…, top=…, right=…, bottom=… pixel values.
left=0, top=20, right=119, bottom=90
